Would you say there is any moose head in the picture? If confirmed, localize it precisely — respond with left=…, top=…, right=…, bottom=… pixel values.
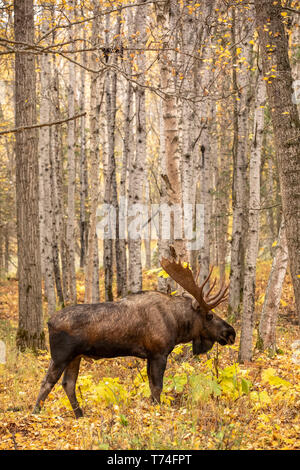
left=160, top=257, right=236, bottom=353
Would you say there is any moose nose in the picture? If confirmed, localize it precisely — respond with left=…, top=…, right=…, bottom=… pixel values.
left=226, top=327, right=236, bottom=345
left=219, top=326, right=236, bottom=346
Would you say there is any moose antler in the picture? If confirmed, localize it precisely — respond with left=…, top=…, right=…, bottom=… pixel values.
left=160, top=258, right=229, bottom=311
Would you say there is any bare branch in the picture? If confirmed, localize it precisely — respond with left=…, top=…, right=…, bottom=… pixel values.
left=0, top=112, right=86, bottom=136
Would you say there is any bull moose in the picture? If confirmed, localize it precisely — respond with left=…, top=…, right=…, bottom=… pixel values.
left=33, top=258, right=236, bottom=418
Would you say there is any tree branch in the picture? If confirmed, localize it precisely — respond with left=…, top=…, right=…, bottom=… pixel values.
left=0, top=112, right=86, bottom=136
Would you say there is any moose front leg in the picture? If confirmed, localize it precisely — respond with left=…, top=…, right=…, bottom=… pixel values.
left=147, top=355, right=167, bottom=404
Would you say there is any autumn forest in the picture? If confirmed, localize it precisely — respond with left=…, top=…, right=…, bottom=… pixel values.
left=0, top=0, right=299, bottom=452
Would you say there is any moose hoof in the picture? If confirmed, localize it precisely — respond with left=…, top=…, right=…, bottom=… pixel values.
left=74, top=408, right=84, bottom=419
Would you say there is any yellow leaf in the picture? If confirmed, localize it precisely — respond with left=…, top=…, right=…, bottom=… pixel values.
left=281, top=11, right=288, bottom=17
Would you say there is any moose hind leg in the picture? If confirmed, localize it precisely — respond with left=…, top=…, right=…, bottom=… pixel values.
left=33, top=359, right=65, bottom=414
left=147, top=355, right=167, bottom=404
left=62, top=356, right=83, bottom=418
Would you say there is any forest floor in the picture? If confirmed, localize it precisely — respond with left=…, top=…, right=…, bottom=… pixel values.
left=0, top=261, right=299, bottom=450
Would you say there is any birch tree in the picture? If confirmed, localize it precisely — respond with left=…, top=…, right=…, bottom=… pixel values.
left=117, top=7, right=135, bottom=297
left=128, top=0, right=148, bottom=293
left=79, top=11, right=88, bottom=270
left=239, top=74, right=266, bottom=362
left=155, top=0, right=186, bottom=270
left=257, top=220, right=288, bottom=353
left=229, top=7, right=253, bottom=316
left=258, top=220, right=288, bottom=352
left=103, top=11, right=120, bottom=301
left=65, top=0, right=77, bottom=305
left=50, top=32, right=65, bottom=307
left=39, top=10, right=56, bottom=316
left=85, top=1, right=101, bottom=304
left=198, top=4, right=215, bottom=288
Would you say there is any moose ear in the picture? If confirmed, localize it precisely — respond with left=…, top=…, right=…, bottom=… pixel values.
left=191, top=299, right=199, bottom=310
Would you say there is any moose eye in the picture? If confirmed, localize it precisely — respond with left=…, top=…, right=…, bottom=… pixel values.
left=206, top=312, right=213, bottom=321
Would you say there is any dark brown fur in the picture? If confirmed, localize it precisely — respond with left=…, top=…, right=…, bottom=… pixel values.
left=33, top=291, right=235, bottom=418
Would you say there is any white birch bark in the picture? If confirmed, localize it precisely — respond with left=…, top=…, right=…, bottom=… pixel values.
left=229, top=8, right=253, bottom=315
left=198, top=72, right=213, bottom=288
left=157, top=97, right=169, bottom=292
left=180, top=4, right=200, bottom=269
left=128, top=0, right=148, bottom=293
left=144, top=179, right=152, bottom=270
left=39, top=13, right=56, bottom=316
left=79, top=16, right=88, bottom=271
left=103, top=12, right=120, bottom=301
left=118, top=16, right=135, bottom=295
left=66, top=0, right=77, bottom=304
left=239, top=75, right=266, bottom=362
left=85, top=2, right=101, bottom=303
left=215, top=129, right=231, bottom=284
left=118, top=29, right=134, bottom=296
left=155, top=0, right=186, bottom=269
left=258, top=220, right=288, bottom=352
left=51, top=44, right=66, bottom=306
left=197, top=1, right=216, bottom=288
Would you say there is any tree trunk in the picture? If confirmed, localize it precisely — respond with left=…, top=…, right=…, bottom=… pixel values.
left=255, top=0, right=300, bottom=322
left=239, top=74, right=266, bottom=362
left=65, top=0, right=77, bottom=305
left=216, top=131, right=230, bottom=284
left=258, top=220, right=288, bottom=352
left=85, top=2, right=101, bottom=304
left=229, top=7, right=253, bottom=316
left=103, top=12, right=120, bottom=301
left=14, top=0, right=45, bottom=351
left=128, top=1, right=148, bottom=293
left=39, top=12, right=56, bottom=316
left=50, top=32, right=65, bottom=306
left=79, top=20, right=88, bottom=270
left=155, top=0, right=186, bottom=271
left=118, top=77, right=133, bottom=296
left=144, top=179, right=152, bottom=270
left=0, top=229, right=3, bottom=275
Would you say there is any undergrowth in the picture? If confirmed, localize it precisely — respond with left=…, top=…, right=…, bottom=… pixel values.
left=0, top=263, right=299, bottom=450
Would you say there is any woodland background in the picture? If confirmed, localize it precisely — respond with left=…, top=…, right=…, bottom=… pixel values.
left=0, top=0, right=299, bottom=450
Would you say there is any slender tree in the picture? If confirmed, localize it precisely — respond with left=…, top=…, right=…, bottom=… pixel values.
left=39, top=10, right=56, bottom=316
left=239, top=73, right=266, bottom=362
left=255, top=0, right=300, bottom=322
left=128, top=0, right=148, bottom=293
left=79, top=10, right=88, bottom=271
left=65, top=0, right=77, bottom=305
left=155, top=0, right=186, bottom=269
left=258, top=219, right=288, bottom=353
left=229, top=6, right=253, bottom=316
left=85, top=0, right=101, bottom=304
left=14, top=0, right=45, bottom=350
